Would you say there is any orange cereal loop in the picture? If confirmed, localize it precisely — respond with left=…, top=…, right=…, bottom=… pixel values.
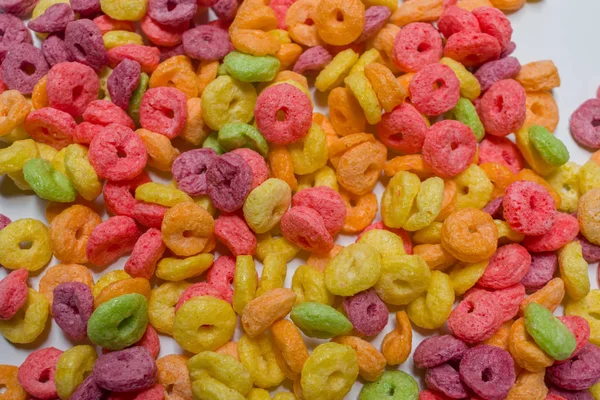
left=306, top=244, right=343, bottom=272
left=39, top=263, right=94, bottom=310
left=414, top=244, right=457, bottom=271
left=180, top=97, right=210, bottom=146
left=480, top=162, right=516, bottom=200
left=397, top=72, right=416, bottom=94
left=277, top=43, right=303, bottom=70
left=286, top=0, right=324, bottom=47
left=274, top=71, right=309, bottom=90
left=197, top=60, right=219, bottom=96
left=315, top=0, right=365, bottom=46
left=516, top=169, right=562, bottom=209
left=230, top=28, right=282, bottom=56
left=436, top=180, right=458, bottom=222
left=458, top=0, right=495, bottom=11
left=340, top=189, right=378, bottom=233
left=0, top=364, right=27, bottom=400
left=149, top=56, right=198, bottom=99
left=156, top=354, right=193, bottom=400
left=364, top=63, right=407, bottom=113
left=31, top=75, right=49, bottom=110
left=94, top=277, right=152, bottom=308
left=268, top=145, right=298, bottom=191
left=271, top=319, right=309, bottom=380
left=483, top=321, right=513, bottom=351
left=441, top=208, right=498, bottom=263
left=516, top=60, right=561, bottom=92
left=337, top=140, right=387, bottom=196
left=328, top=87, right=367, bottom=137
left=384, top=155, right=434, bottom=179
left=49, top=204, right=102, bottom=264
left=508, top=318, right=554, bottom=372
left=329, top=133, right=375, bottom=168
left=593, top=150, right=600, bottom=166
left=366, top=24, right=400, bottom=73
left=488, top=0, right=525, bottom=12
left=525, top=91, right=559, bottom=133
left=391, top=0, right=444, bottom=27
left=332, top=336, right=386, bottom=382
left=215, top=341, right=239, bottom=361
left=381, top=311, right=412, bottom=365
left=137, top=128, right=180, bottom=172
left=519, top=278, right=565, bottom=317
left=313, top=113, right=339, bottom=150
left=161, top=202, right=215, bottom=257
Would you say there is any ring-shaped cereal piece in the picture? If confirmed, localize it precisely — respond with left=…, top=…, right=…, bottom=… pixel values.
left=24, top=107, right=76, bottom=150
left=444, top=30, right=501, bottom=67
left=281, top=206, right=334, bottom=254
left=526, top=91, right=559, bottom=133
left=0, top=269, right=28, bottom=321
left=422, top=120, right=477, bottom=179
left=377, top=103, right=427, bottom=154
left=206, top=153, right=253, bottom=213
left=161, top=202, right=215, bottom=257
left=337, top=140, right=387, bottom=196
left=0, top=90, right=31, bottom=137
left=94, top=277, right=151, bottom=309
left=0, top=289, right=49, bottom=344
left=201, top=75, right=257, bottom=131
left=1, top=43, right=49, bottom=95
left=409, top=63, right=460, bottom=116
left=0, top=365, right=27, bottom=400
left=503, top=180, right=556, bottom=236
left=140, top=87, right=188, bottom=139
left=392, top=22, right=443, bottom=73
left=0, top=218, right=52, bottom=272
left=46, top=62, right=100, bottom=118
left=86, top=216, right=141, bottom=267
left=340, top=190, right=378, bottom=234
left=49, top=205, right=102, bottom=264
left=441, top=208, right=498, bottom=263
left=17, top=347, right=63, bottom=400
left=156, top=354, right=192, bottom=400
left=570, top=99, right=600, bottom=149
left=314, top=0, right=365, bottom=46
left=478, top=79, right=526, bottom=137
left=39, top=263, right=94, bottom=309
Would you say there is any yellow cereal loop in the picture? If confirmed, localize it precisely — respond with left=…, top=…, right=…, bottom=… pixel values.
left=413, top=222, right=443, bottom=244
left=0, top=218, right=52, bottom=271
left=357, top=229, right=405, bottom=259
left=255, top=254, right=288, bottom=296
left=238, top=333, right=285, bottom=389
left=381, top=171, right=421, bottom=228
left=296, top=165, right=339, bottom=193
left=103, top=31, right=144, bottom=50
left=301, top=342, right=358, bottom=400
left=495, top=220, right=525, bottom=244
left=288, top=123, right=328, bottom=175
left=558, top=241, right=591, bottom=301
left=315, top=49, right=359, bottom=92
left=187, top=351, right=253, bottom=396
left=580, top=160, right=600, bottom=195
left=55, top=345, right=98, bottom=400
left=0, top=139, right=39, bottom=175
left=348, top=49, right=382, bottom=77
left=449, top=260, right=488, bottom=296
left=325, top=243, right=382, bottom=297
left=453, top=164, right=493, bottom=210
left=92, top=270, right=131, bottom=297
left=202, top=75, right=257, bottom=131
left=148, top=281, right=190, bottom=335
left=292, top=264, right=335, bottom=305
left=374, top=254, right=431, bottom=305
left=406, top=270, right=455, bottom=330
left=233, top=255, right=258, bottom=315
left=403, top=177, right=445, bottom=231
left=0, top=289, right=49, bottom=344
left=440, top=57, right=481, bottom=101
left=156, top=254, right=214, bottom=281
left=135, top=182, right=193, bottom=207
left=64, top=144, right=102, bottom=201
left=100, top=0, right=148, bottom=21
left=566, top=290, right=600, bottom=346
left=344, top=72, right=382, bottom=125
left=546, top=162, right=581, bottom=213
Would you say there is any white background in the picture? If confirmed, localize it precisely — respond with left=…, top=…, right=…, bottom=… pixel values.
left=3, top=0, right=600, bottom=398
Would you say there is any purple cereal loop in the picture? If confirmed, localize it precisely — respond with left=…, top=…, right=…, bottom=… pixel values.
left=577, top=234, right=600, bottom=263
left=547, top=343, right=600, bottom=391
left=0, top=0, right=39, bottom=16
left=570, top=99, right=600, bottom=149
left=43, top=35, right=75, bottom=66
left=425, top=363, right=468, bottom=399
left=357, top=6, right=391, bottom=43
left=459, top=345, right=516, bottom=400
left=475, top=56, right=521, bottom=92
left=182, top=25, right=233, bottom=61
left=500, top=41, right=516, bottom=58
left=52, top=282, right=94, bottom=341
left=93, top=347, right=157, bottom=392
left=212, top=0, right=238, bottom=21
left=159, top=44, right=184, bottom=62
left=549, top=386, right=594, bottom=400
left=520, top=251, right=557, bottom=293
left=108, top=59, right=142, bottom=110
left=0, top=214, right=11, bottom=230
left=65, top=19, right=107, bottom=72
left=172, top=148, right=219, bottom=197
left=342, top=289, right=388, bottom=337
left=293, top=46, right=332, bottom=75
left=0, top=14, right=32, bottom=63
left=206, top=152, right=253, bottom=213
left=1, top=43, right=49, bottom=95
left=28, top=3, right=75, bottom=34
left=71, top=376, right=108, bottom=400
left=413, top=335, right=469, bottom=369
left=70, top=0, right=101, bottom=16
left=482, top=196, right=504, bottom=219
left=147, top=0, right=197, bottom=27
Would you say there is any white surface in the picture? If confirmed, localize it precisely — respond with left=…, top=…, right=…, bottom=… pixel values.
left=2, top=1, right=600, bottom=398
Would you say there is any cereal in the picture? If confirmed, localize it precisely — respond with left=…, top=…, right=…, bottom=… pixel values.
left=65, top=19, right=107, bottom=72
left=478, top=244, right=531, bottom=289
left=441, top=208, right=498, bottom=263
left=2, top=43, right=49, bottom=95
left=0, top=218, right=52, bottom=271
left=52, top=282, right=94, bottom=341
left=521, top=252, right=558, bottom=292
left=503, top=180, right=556, bottom=236
left=55, top=345, right=97, bottom=400
left=93, top=347, right=156, bottom=392
left=301, top=342, right=358, bottom=400
left=28, top=3, right=74, bottom=34
left=206, top=152, right=253, bottom=213
left=459, top=345, right=516, bottom=400
left=422, top=120, right=477, bottom=178
left=475, top=56, right=521, bottom=92
left=525, top=302, right=577, bottom=361
left=392, top=22, right=443, bottom=73
left=17, top=347, right=63, bottom=400
left=0, top=269, right=28, bottom=321
left=86, top=216, right=141, bottom=266
left=0, top=14, right=32, bottom=63
left=444, top=30, right=501, bottom=67
left=409, top=63, right=460, bottom=116
left=571, top=99, right=600, bottom=149
left=0, top=365, right=27, bottom=400
left=547, top=343, right=600, bottom=391
left=0, top=288, right=49, bottom=344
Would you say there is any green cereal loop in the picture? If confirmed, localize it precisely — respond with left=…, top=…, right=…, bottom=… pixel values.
left=445, top=98, right=485, bottom=141
left=217, top=63, right=229, bottom=76
left=359, top=371, right=419, bottom=400
left=525, top=302, right=577, bottom=361
left=87, top=293, right=149, bottom=350
left=128, top=72, right=149, bottom=127
left=202, top=132, right=225, bottom=155
left=290, top=302, right=353, bottom=339
left=218, top=123, right=269, bottom=157
left=529, top=125, right=570, bottom=166
left=223, top=51, right=281, bottom=83
left=23, top=158, right=76, bottom=203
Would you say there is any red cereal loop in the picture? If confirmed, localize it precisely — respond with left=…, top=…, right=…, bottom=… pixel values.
left=422, top=120, right=477, bottom=179
left=270, top=0, right=296, bottom=29
left=88, top=124, right=148, bottom=181
left=556, top=316, right=591, bottom=363
left=93, top=15, right=135, bottom=35
left=254, top=83, right=313, bottom=145
left=503, top=180, right=556, bottom=236
left=103, top=172, right=151, bottom=217
left=521, top=212, right=580, bottom=253
left=377, top=103, right=428, bottom=154
left=214, top=214, right=257, bottom=256
left=86, top=216, right=141, bottom=266
left=392, top=22, right=443, bottom=73
left=141, top=15, right=189, bottom=47
left=107, top=384, right=164, bottom=400
left=134, top=326, right=161, bottom=359
left=281, top=206, right=334, bottom=254
left=24, top=107, right=76, bottom=150
left=73, top=122, right=103, bottom=145
left=477, top=79, right=526, bottom=137
left=359, top=221, right=414, bottom=254
left=447, top=291, right=503, bottom=344
left=17, top=347, right=63, bottom=400
left=107, top=45, right=161, bottom=74
left=472, top=7, right=513, bottom=52
left=46, top=62, right=100, bottom=118
left=175, top=282, right=229, bottom=312
left=132, top=202, right=168, bottom=229
left=0, top=269, right=28, bottom=320
left=467, top=283, right=525, bottom=323
left=124, top=228, right=166, bottom=280
left=478, top=135, right=525, bottom=174
left=292, top=186, right=346, bottom=236
left=231, top=148, right=269, bottom=190
left=409, top=63, right=461, bottom=116
left=140, top=87, right=188, bottom=139
left=206, top=255, right=235, bottom=303
left=83, top=99, right=136, bottom=129
left=477, top=243, right=532, bottom=289
left=437, top=6, right=480, bottom=39
left=443, top=30, right=501, bottom=67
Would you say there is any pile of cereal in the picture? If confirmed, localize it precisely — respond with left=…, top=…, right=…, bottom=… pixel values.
left=1, top=0, right=600, bottom=398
